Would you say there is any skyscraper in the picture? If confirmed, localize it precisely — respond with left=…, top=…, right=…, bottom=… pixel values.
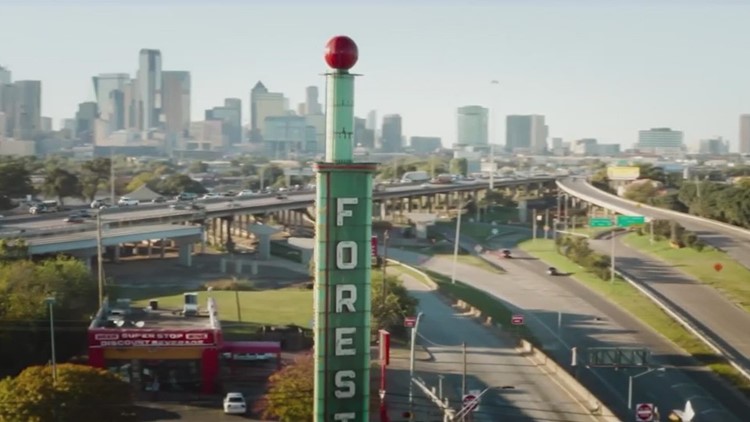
left=740, top=114, right=750, bottom=154
left=205, top=99, right=242, bottom=145
left=380, top=114, right=403, bottom=153
left=250, top=81, right=286, bottom=142
left=456, top=105, right=488, bottom=146
left=305, top=86, right=322, bottom=115
left=636, top=128, right=684, bottom=157
left=505, top=115, right=548, bottom=154
left=162, top=71, right=191, bottom=137
left=0, top=66, right=10, bottom=84
left=137, top=49, right=162, bottom=131
left=366, top=110, right=377, bottom=131
left=92, top=73, right=130, bottom=133
left=75, top=102, right=98, bottom=143
left=12, top=80, right=42, bottom=140
left=0, top=83, right=15, bottom=137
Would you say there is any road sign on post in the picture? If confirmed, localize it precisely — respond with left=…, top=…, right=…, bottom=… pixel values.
left=617, top=215, right=645, bottom=227
left=511, top=314, right=524, bottom=325
left=589, top=217, right=613, bottom=227
left=404, top=316, right=416, bottom=328
left=635, top=402, right=654, bottom=421
left=462, top=393, right=479, bottom=413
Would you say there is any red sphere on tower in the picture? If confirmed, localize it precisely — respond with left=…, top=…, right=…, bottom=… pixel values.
left=325, top=36, right=358, bottom=70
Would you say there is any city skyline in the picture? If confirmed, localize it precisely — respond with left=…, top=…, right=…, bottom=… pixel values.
left=1, top=0, right=749, bottom=149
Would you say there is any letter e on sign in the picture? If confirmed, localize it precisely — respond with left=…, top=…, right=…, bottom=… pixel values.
left=337, top=198, right=358, bottom=226
left=335, top=327, right=356, bottom=356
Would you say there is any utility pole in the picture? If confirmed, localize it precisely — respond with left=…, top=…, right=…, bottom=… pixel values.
left=451, top=195, right=464, bottom=284
left=462, top=342, right=467, bottom=397
left=109, top=151, right=115, bottom=205
left=532, top=208, right=538, bottom=241
left=610, top=229, right=616, bottom=283
left=96, top=212, right=105, bottom=307
left=544, top=208, right=550, bottom=239
left=409, top=312, right=424, bottom=420
left=382, top=230, right=389, bottom=311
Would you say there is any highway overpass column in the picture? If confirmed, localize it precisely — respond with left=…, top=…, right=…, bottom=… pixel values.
left=160, top=239, right=165, bottom=259
left=113, top=245, right=121, bottom=263
left=178, top=243, right=193, bottom=267
left=379, top=201, right=386, bottom=220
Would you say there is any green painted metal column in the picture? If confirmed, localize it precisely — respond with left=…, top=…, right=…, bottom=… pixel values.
left=313, top=36, right=374, bottom=421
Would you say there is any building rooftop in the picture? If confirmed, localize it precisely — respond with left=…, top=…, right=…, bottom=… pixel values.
left=90, top=297, right=220, bottom=331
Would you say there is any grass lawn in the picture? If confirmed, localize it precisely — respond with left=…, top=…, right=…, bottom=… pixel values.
left=132, top=288, right=313, bottom=340
left=519, top=239, right=750, bottom=397
left=622, top=233, right=750, bottom=312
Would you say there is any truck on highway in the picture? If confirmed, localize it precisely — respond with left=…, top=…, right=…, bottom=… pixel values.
left=29, top=200, right=59, bottom=214
left=401, top=171, right=430, bottom=184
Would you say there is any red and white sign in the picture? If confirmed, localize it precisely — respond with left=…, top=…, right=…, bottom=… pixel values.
left=462, top=394, right=479, bottom=412
left=89, top=329, right=217, bottom=347
left=371, top=235, right=378, bottom=257
left=635, top=403, right=654, bottom=421
left=511, top=314, right=524, bottom=326
left=404, top=316, right=417, bottom=328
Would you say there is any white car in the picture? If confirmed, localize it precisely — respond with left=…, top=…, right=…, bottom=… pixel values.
left=117, top=196, right=139, bottom=206
left=223, top=392, right=247, bottom=415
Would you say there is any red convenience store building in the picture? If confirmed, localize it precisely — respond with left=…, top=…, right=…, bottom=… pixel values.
left=88, top=295, right=280, bottom=393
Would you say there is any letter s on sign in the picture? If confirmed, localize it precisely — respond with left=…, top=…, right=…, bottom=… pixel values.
left=334, top=370, right=356, bottom=399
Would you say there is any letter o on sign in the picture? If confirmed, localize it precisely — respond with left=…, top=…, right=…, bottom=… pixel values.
left=336, top=241, right=358, bottom=270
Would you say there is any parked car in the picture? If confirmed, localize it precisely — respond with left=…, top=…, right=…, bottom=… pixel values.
left=117, top=196, right=139, bottom=206
left=223, top=392, right=247, bottom=415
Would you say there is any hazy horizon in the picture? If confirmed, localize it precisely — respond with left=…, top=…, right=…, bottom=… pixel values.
left=1, top=0, right=748, bottom=150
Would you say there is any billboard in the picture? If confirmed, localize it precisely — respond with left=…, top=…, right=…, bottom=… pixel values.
left=89, top=329, right=217, bottom=347
left=607, top=166, right=640, bottom=181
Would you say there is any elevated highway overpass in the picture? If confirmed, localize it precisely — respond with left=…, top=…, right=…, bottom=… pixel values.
left=557, top=177, right=750, bottom=378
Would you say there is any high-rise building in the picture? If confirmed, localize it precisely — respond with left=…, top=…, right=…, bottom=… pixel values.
left=410, top=136, right=442, bottom=155
left=305, top=86, right=322, bottom=115
left=13, top=80, right=42, bottom=140
left=0, top=83, right=15, bottom=137
left=188, top=120, right=225, bottom=150
left=225, top=98, right=242, bottom=143
left=162, top=71, right=191, bottom=137
left=636, top=128, right=684, bottom=157
left=0, top=112, right=5, bottom=141
left=0, top=66, right=10, bottom=84
left=456, top=105, right=488, bottom=146
left=75, top=102, right=98, bottom=143
left=250, top=81, right=286, bottom=142
left=137, top=49, right=162, bottom=131
left=263, top=115, right=315, bottom=157
left=41, top=117, right=52, bottom=132
left=380, top=114, right=403, bottom=153
left=366, top=110, right=377, bottom=131
left=92, top=73, right=130, bottom=133
left=699, top=137, right=730, bottom=155
left=354, top=117, right=375, bottom=149
left=206, top=102, right=242, bottom=146
left=506, top=115, right=548, bottom=154
left=740, top=114, right=750, bottom=154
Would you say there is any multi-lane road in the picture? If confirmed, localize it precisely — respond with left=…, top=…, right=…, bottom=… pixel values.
left=400, top=272, right=613, bottom=421
left=1, top=177, right=555, bottom=233
left=558, top=177, right=750, bottom=269
left=389, top=229, right=748, bottom=421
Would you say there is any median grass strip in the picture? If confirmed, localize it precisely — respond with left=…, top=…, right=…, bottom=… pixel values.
left=391, top=263, right=537, bottom=344
left=622, top=233, right=750, bottom=313
left=519, top=239, right=750, bottom=397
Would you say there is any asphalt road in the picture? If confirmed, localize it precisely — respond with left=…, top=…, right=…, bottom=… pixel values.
left=588, top=233, right=750, bottom=371
left=558, top=178, right=750, bottom=270
left=400, top=273, right=603, bottom=421
left=388, top=236, right=748, bottom=421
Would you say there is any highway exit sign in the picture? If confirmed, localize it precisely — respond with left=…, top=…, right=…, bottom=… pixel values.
left=616, top=215, right=645, bottom=227
left=589, top=217, right=613, bottom=228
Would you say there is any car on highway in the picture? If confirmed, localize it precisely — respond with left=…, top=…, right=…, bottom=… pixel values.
left=176, top=192, right=199, bottom=202
left=63, top=215, right=85, bottom=223
left=276, top=193, right=288, bottom=200
left=90, top=198, right=111, bottom=208
left=71, top=209, right=94, bottom=219
left=117, top=196, right=139, bottom=206
left=547, top=266, right=559, bottom=276
left=222, top=392, right=246, bottom=415
left=170, top=202, right=205, bottom=211
left=235, top=190, right=256, bottom=197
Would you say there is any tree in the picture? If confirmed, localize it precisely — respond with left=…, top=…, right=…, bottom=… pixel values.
left=371, top=273, right=418, bottom=337
left=623, top=181, right=659, bottom=204
left=43, top=168, right=81, bottom=205
left=0, top=238, right=28, bottom=262
left=188, top=160, right=208, bottom=173
left=0, top=160, right=34, bottom=199
left=79, top=158, right=112, bottom=202
left=151, top=174, right=207, bottom=196
left=258, top=354, right=314, bottom=422
left=0, top=364, right=134, bottom=422
left=125, top=172, right=158, bottom=193
left=450, top=158, right=468, bottom=177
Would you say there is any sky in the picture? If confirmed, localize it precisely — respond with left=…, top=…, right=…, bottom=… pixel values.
left=1, top=0, right=749, bottom=150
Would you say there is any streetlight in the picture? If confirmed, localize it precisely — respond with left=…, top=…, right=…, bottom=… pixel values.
left=628, top=367, right=665, bottom=410
left=45, top=296, right=57, bottom=384
left=408, top=312, right=425, bottom=419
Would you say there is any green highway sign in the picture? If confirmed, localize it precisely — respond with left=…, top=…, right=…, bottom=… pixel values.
left=616, top=215, right=645, bottom=227
left=589, top=217, right=613, bottom=228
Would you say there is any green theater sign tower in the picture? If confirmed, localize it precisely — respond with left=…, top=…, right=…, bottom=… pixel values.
left=313, top=35, right=375, bottom=421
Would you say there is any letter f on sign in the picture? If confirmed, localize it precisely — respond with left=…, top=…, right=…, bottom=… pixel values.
left=337, top=198, right=358, bottom=226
